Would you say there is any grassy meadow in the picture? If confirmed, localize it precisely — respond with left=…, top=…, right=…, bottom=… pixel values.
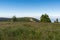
left=0, top=22, right=60, bottom=40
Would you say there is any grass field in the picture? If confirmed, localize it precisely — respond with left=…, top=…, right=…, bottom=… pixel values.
left=0, top=22, right=60, bottom=40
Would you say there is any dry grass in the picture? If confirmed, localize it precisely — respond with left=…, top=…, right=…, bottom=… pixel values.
left=0, top=22, right=60, bottom=40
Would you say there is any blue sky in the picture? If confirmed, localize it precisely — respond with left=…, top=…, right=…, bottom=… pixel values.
left=0, top=0, right=60, bottom=19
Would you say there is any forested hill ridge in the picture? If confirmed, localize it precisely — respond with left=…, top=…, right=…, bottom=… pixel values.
left=0, top=17, right=39, bottom=22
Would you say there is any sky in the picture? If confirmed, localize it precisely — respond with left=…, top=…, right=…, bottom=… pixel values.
left=0, top=0, right=60, bottom=20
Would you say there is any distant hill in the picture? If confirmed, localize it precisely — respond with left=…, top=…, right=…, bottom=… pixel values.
left=17, top=17, right=39, bottom=22
left=0, top=17, right=39, bottom=22
left=0, top=18, right=11, bottom=21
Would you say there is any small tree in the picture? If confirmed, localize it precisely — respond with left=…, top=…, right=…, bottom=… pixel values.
left=40, top=14, right=51, bottom=23
left=12, top=16, right=17, bottom=22
left=54, top=18, right=59, bottom=23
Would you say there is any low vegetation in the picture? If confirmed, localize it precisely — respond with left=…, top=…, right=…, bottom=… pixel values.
left=0, top=22, right=60, bottom=40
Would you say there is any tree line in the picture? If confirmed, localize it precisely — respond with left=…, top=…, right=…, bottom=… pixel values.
left=12, top=14, right=59, bottom=23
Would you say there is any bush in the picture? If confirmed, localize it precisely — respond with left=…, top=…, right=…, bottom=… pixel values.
left=40, top=14, right=51, bottom=23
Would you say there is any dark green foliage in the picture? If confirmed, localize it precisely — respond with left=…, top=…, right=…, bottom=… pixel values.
left=12, top=16, right=17, bottom=22
left=17, top=17, right=31, bottom=22
left=40, top=14, right=51, bottom=23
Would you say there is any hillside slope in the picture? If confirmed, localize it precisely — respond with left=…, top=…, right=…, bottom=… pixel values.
left=0, top=17, right=39, bottom=22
